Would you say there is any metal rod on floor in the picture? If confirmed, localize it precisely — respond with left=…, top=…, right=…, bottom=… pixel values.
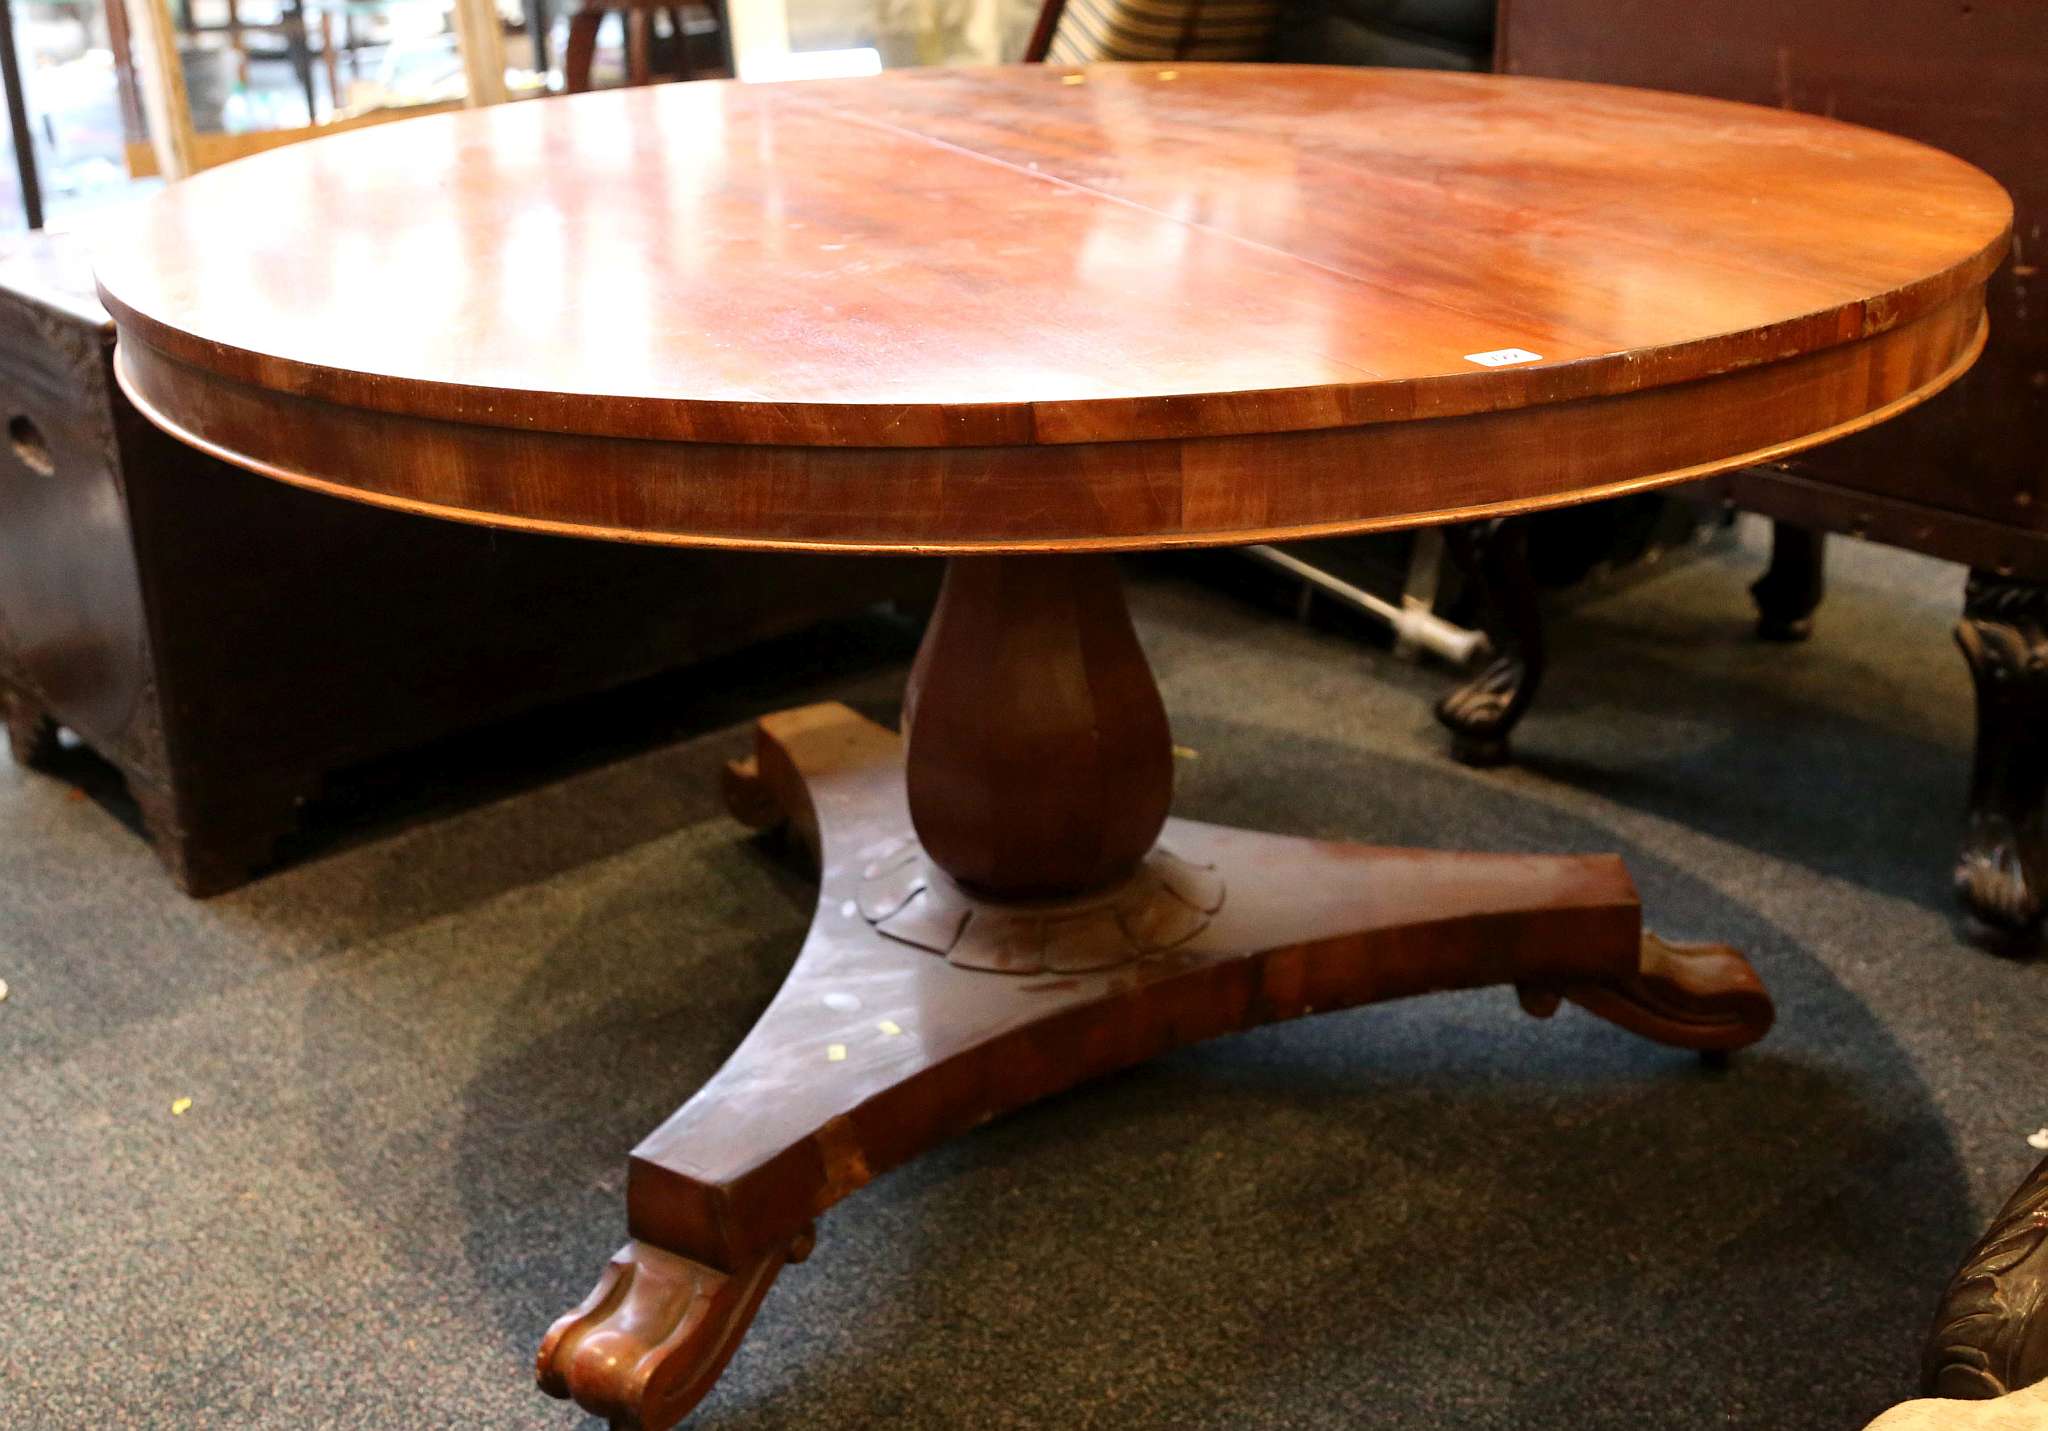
left=1392, top=526, right=1448, bottom=662
left=1246, top=543, right=1486, bottom=666
left=0, top=0, right=44, bottom=229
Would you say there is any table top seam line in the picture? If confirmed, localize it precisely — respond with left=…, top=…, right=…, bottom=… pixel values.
left=775, top=85, right=1509, bottom=370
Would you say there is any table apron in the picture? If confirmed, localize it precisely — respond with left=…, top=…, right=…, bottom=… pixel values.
left=112, top=292, right=1987, bottom=555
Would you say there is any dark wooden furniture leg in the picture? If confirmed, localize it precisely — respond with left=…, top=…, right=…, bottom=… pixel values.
left=1436, top=517, right=1545, bottom=767
left=540, top=554, right=1772, bottom=1430
left=1, top=682, right=60, bottom=770
left=131, top=779, right=309, bottom=898
left=3, top=673, right=296, bottom=893
left=1953, top=571, right=2048, bottom=938
left=626, top=8, right=650, bottom=85
left=1924, top=1151, right=2048, bottom=1398
left=317, top=11, right=340, bottom=113
left=1751, top=520, right=1826, bottom=641
left=564, top=10, right=600, bottom=90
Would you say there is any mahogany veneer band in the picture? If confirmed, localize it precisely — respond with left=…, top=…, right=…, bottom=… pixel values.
left=115, top=291, right=1986, bottom=555
left=92, top=243, right=2002, bottom=452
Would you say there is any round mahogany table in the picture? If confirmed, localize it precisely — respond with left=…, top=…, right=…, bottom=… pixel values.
left=94, top=64, right=2010, bottom=1428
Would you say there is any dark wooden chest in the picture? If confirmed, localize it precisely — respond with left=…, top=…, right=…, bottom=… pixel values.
left=0, top=232, right=928, bottom=894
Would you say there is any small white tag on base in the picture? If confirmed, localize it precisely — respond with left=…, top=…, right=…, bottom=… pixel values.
left=1463, top=347, right=1544, bottom=368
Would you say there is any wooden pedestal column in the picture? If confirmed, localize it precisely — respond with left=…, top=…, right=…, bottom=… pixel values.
left=904, top=555, right=1171, bottom=898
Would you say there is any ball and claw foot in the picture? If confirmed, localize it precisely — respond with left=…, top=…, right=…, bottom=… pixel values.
left=1436, top=517, right=1543, bottom=769
left=1437, top=666, right=1524, bottom=768
left=1952, top=571, right=2048, bottom=945
left=1923, top=1152, right=2048, bottom=1399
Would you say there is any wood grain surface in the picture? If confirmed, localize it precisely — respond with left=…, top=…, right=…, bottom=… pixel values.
left=93, top=64, right=2011, bottom=552
left=1498, top=0, right=2048, bottom=533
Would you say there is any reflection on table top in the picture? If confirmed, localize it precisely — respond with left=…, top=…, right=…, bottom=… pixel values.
left=93, top=65, right=2010, bottom=450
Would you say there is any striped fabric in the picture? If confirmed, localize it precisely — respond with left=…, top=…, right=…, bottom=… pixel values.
left=1046, top=0, right=1278, bottom=62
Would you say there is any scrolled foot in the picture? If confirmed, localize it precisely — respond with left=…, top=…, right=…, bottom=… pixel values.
left=1923, top=1153, right=2048, bottom=1399
left=538, top=1236, right=798, bottom=1430
left=1521, top=933, right=1774, bottom=1053
left=1436, top=517, right=1544, bottom=768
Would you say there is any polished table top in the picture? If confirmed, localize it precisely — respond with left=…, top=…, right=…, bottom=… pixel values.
left=94, top=65, right=2012, bottom=552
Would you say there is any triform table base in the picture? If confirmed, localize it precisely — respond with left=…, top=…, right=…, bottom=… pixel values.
left=537, top=699, right=1773, bottom=1429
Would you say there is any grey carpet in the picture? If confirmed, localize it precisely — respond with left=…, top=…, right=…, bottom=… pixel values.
left=4, top=518, right=2045, bottom=1430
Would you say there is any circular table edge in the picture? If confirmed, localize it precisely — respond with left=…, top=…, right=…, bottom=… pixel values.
left=87, top=64, right=2016, bottom=453
left=112, top=288, right=1989, bottom=554
left=95, top=233, right=2009, bottom=454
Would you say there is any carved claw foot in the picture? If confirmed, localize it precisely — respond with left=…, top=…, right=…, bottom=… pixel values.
left=1, top=687, right=60, bottom=770
left=539, top=1234, right=808, bottom=1430
left=1749, top=521, right=1826, bottom=643
left=1956, top=813, right=2045, bottom=939
left=1436, top=517, right=1544, bottom=768
left=1924, top=1152, right=2048, bottom=1399
left=1953, top=571, right=2048, bottom=941
left=1519, top=933, right=1774, bottom=1054
left=1437, top=663, right=1526, bottom=767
